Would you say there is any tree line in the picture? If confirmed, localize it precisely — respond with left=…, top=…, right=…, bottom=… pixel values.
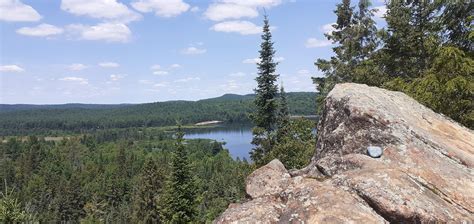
left=0, top=92, right=316, bottom=136
left=314, top=0, right=473, bottom=128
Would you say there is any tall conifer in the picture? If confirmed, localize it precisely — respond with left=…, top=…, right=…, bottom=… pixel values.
left=161, top=126, right=196, bottom=223
left=250, top=14, right=280, bottom=166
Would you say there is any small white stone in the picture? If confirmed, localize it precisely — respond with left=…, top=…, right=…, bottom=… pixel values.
left=367, top=146, right=383, bottom=158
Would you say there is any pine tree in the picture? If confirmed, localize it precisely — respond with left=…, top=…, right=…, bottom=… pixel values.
left=132, top=157, right=165, bottom=224
left=250, top=14, right=280, bottom=166
left=161, top=126, right=196, bottom=223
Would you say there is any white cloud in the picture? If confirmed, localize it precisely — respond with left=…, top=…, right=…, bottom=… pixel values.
left=0, top=64, right=25, bottom=73
left=68, top=63, right=87, bottom=71
left=150, top=64, right=170, bottom=75
left=242, top=56, right=284, bottom=64
left=210, top=20, right=261, bottom=35
left=170, top=63, right=181, bottom=68
left=61, top=0, right=141, bottom=23
left=321, top=23, right=336, bottom=34
left=204, top=3, right=258, bottom=21
left=131, top=0, right=190, bottom=18
left=67, top=23, right=132, bottom=43
left=110, top=74, right=126, bottom=81
left=0, top=0, right=41, bottom=22
left=243, top=57, right=260, bottom=64
left=305, top=38, right=332, bottom=48
left=229, top=72, right=246, bottom=77
left=16, top=23, right=63, bottom=37
left=59, top=76, right=88, bottom=85
left=181, top=47, right=207, bottom=55
left=98, top=62, right=120, bottom=68
left=153, top=70, right=169, bottom=75
left=373, top=5, right=387, bottom=19
left=204, top=0, right=282, bottom=21
left=174, top=77, right=200, bottom=82
left=220, top=0, right=282, bottom=7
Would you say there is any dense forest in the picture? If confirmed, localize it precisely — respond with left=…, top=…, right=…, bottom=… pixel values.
left=0, top=92, right=316, bottom=136
left=313, top=0, right=473, bottom=129
left=0, top=128, right=252, bottom=223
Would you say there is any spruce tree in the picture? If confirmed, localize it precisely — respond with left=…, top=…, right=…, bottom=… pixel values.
left=161, top=126, right=196, bottom=223
left=250, top=14, right=280, bottom=166
left=132, top=157, right=164, bottom=224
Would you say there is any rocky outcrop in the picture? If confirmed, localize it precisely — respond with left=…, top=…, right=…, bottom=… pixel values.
left=215, top=83, right=474, bottom=223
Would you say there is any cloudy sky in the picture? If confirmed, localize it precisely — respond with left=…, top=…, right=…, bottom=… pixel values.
left=0, top=0, right=387, bottom=104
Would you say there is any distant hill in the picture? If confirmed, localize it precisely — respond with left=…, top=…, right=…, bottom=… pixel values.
left=0, top=92, right=317, bottom=135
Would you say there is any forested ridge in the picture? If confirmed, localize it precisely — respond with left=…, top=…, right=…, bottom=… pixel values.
left=0, top=92, right=316, bottom=136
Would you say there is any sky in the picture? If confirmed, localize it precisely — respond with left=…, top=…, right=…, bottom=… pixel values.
left=0, top=0, right=387, bottom=104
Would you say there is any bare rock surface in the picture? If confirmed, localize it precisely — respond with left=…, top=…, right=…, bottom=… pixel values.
left=246, top=159, right=291, bottom=198
left=215, top=83, right=474, bottom=223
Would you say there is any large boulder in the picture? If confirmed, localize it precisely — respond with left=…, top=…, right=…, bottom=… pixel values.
left=215, top=83, right=474, bottom=223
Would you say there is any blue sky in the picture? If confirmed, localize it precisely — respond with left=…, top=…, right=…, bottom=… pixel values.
left=0, top=0, right=386, bottom=104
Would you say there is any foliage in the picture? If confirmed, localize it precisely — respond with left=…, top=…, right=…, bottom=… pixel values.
left=161, top=127, right=197, bottom=223
left=0, top=187, right=32, bottom=223
left=0, top=127, right=252, bottom=223
left=250, top=14, right=280, bottom=166
left=385, top=46, right=474, bottom=128
left=313, top=0, right=473, bottom=128
left=0, top=92, right=316, bottom=136
left=314, top=0, right=380, bottom=110
left=267, top=118, right=316, bottom=170
left=131, top=156, right=165, bottom=224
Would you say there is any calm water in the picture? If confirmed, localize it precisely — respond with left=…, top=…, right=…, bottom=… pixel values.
left=185, top=125, right=252, bottom=160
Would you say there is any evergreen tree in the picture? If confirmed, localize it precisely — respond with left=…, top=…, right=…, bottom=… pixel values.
left=381, top=0, right=441, bottom=79
left=439, top=1, right=473, bottom=52
left=132, top=157, right=165, bottom=224
left=276, top=85, right=290, bottom=141
left=314, top=0, right=379, bottom=109
left=0, top=184, right=31, bottom=223
left=250, top=14, right=280, bottom=166
left=269, top=118, right=316, bottom=169
left=161, top=126, right=196, bottom=223
left=251, top=14, right=280, bottom=131
left=385, top=46, right=474, bottom=128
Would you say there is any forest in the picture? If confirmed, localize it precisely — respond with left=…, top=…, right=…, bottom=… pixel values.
left=0, top=0, right=472, bottom=223
left=0, top=92, right=316, bottom=136
left=0, top=128, right=252, bottom=223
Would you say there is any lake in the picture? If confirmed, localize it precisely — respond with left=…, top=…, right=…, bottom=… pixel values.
left=185, top=125, right=253, bottom=160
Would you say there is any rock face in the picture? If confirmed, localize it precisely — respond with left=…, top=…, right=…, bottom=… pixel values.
left=215, top=83, right=474, bottom=223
